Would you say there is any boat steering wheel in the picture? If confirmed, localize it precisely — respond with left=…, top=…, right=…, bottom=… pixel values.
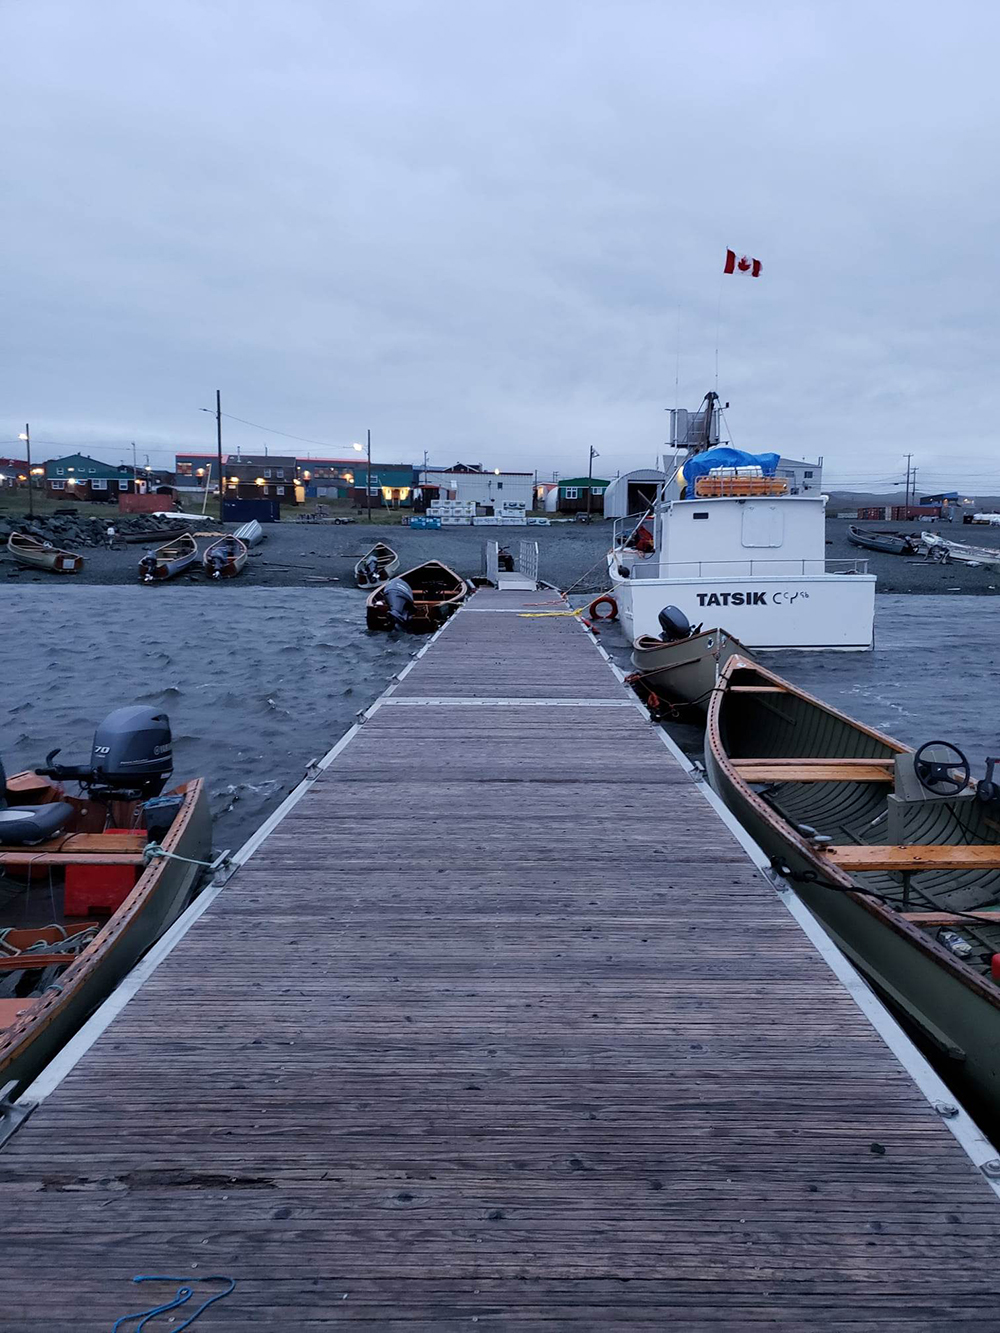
left=914, top=741, right=971, bottom=796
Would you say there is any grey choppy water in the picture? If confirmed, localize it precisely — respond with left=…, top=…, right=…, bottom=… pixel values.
left=595, top=596, right=1000, bottom=778
left=1, top=588, right=415, bottom=850
left=3, top=592, right=998, bottom=856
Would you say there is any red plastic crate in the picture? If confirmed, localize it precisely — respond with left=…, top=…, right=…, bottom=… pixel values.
left=64, top=828, right=139, bottom=917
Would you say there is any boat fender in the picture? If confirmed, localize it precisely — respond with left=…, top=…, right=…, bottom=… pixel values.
left=588, top=594, right=618, bottom=621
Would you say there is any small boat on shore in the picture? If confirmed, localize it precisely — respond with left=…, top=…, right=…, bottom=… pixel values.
left=203, top=534, right=248, bottom=579
left=630, top=625, right=745, bottom=713
left=706, top=654, right=1000, bottom=1118
left=366, top=560, right=469, bottom=631
left=355, top=542, right=399, bottom=587
left=7, top=532, right=84, bottom=574
left=138, top=532, right=199, bottom=582
left=233, top=519, right=265, bottom=547
left=847, top=525, right=918, bottom=556
left=0, top=706, right=211, bottom=1098
left=921, top=532, right=1000, bottom=570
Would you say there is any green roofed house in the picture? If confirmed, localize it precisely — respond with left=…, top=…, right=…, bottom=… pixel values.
left=556, top=476, right=611, bottom=514
left=44, top=454, right=135, bottom=502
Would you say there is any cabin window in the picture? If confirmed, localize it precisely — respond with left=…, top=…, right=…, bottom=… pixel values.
left=263, top=468, right=271, bottom=478
left=692, top=511, right=709, bottom=520
left=742, top=503, right=784, bottom=548
left=275, top=468, right=285, bottom=478
left=91, top=479, right=107, bottom=490
left=50, top=480, right=64, bottom=490
left=56, top=467, right=64, bottom=476
left=497, top=481, right=503, bottom=489
left=564, top=487, right=579, bottom=499
left=804, top=470, right=813, bottom=478
left=276, top=485, right=285, bottom=495
left=592, top=486, right=605, bottom=496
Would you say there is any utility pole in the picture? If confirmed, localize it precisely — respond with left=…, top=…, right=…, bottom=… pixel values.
left=587, top=446, right=600, bottom=517
left=18, top=424, right=33, bottom=518
left=216, top=390, right=224, bottom=519
left=366, top=428, right=373, bottom=522
left=904, top=453, right=913, bottom=510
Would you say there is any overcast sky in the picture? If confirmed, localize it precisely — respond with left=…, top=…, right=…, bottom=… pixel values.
left=4, top=1, right=999, bottom=490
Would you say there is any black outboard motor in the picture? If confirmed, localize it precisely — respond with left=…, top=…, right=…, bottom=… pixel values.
left=41, top=706, right=173, bottom=800
left=383, top=576, right=415, bottom=631
left=657, top=605, right=696, bottom=643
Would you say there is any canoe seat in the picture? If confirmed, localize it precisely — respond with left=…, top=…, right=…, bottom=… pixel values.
left=0, top=952, right=76, bottom=972
left=0, top=852, right=144, bottom=869
left=824, top=845, right=1000, bottom=871
left=733, top=759, right=895, bottom=783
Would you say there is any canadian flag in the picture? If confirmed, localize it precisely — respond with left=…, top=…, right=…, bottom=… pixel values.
left=724, top=249, right=761, bottom=277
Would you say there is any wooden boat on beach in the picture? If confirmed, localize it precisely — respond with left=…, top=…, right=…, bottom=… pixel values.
left=630, top=627, right=746, bottom=713
left=7, top=532, right=84, bottom=574
left=366, top=560, right=469, bottom=631
left=706, top=654, right=1000, bottom=1118
left=847, top=525, right=918, bottom=556
left=0, top=711, right=211, bottom=1098
left=138, top=532, right=199, bottom=582
left=203, top=534, right=248, bottom=579
left=355, top=542, right=399, bottom=587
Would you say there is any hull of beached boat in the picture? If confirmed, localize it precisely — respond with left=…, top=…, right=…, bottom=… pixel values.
left=233, top=519, right=265, bottom=547
left=847, top=525, right=917, bottom=556
left=630, top=629, right=745, bottom=712
left=365, top=560, right=468, bottom=632
left=0, top=778, right=211, bottom=1098
left=705, top=656, right=1000, bottom=1121
left=921, top=532, right=1000, bottom=570
left=203, top=536, right=248, bottom=579
left=8, top=533, right=84, bottom=573
left=139, top=534, right=199, bottom=582
left=355, top=543, right=400, bottom=587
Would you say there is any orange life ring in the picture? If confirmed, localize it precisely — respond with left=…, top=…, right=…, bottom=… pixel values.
left=588, top=594, right=618, bottom=621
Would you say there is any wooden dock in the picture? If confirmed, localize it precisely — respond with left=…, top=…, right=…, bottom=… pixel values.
left=4, top=587, right=1000, bottom=1328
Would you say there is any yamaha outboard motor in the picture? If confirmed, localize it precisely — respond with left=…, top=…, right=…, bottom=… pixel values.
left=383, top=576, right=415, bottom=631
left=41, top=706, right=173, bottom=800
left=657, top=605, right=695, bottom=643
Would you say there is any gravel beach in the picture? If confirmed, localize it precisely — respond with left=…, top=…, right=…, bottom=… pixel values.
left=4, top=513, right=999, bottom=594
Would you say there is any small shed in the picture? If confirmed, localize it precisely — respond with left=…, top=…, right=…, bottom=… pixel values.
left=556, top=477, right=610, bottom=514
left=602, top=469, right=668, bottom=519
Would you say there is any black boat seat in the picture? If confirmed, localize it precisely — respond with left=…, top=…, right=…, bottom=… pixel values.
left=0, top=756, right=75, bottom=848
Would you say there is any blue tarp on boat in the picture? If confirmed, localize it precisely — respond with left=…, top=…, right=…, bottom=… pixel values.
left=682, top=447, right=781, bottom=483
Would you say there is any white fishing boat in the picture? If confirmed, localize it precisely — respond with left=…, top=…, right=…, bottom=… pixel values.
left=607, top=392, right=875, bottom=651
left=920, top=532, right=1000, bottom=570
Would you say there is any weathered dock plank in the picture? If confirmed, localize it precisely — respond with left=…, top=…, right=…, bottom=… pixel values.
left=2, top=588, right=1000, bottom=1328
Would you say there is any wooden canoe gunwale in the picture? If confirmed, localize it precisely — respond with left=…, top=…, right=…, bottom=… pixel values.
left=706, top=654, right=1000, bottom=1014
left=365, top=560, right=467, bottom=629
left=0, top=777, right=207, bottom=1074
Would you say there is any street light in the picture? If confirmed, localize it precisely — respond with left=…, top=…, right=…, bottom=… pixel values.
left=17, top=426, right=32, bottom=517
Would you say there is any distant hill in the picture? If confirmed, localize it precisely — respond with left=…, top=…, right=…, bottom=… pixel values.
left=827, top=490, right=1000, bottom=513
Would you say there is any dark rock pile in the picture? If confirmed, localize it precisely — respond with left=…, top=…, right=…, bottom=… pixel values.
left=0, top=509, right=187, bottom=550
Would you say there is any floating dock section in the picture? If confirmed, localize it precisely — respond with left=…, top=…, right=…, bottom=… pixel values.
left=4, top=587, right=1000, bottom=1327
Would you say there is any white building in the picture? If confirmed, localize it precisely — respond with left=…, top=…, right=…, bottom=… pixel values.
left=419, top=467, right=534, bottom=513
left=602, top=469, right=670, bottom=520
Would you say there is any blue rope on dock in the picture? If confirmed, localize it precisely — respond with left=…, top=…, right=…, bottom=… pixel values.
left=111, top=1275, right=236, bottom=1331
